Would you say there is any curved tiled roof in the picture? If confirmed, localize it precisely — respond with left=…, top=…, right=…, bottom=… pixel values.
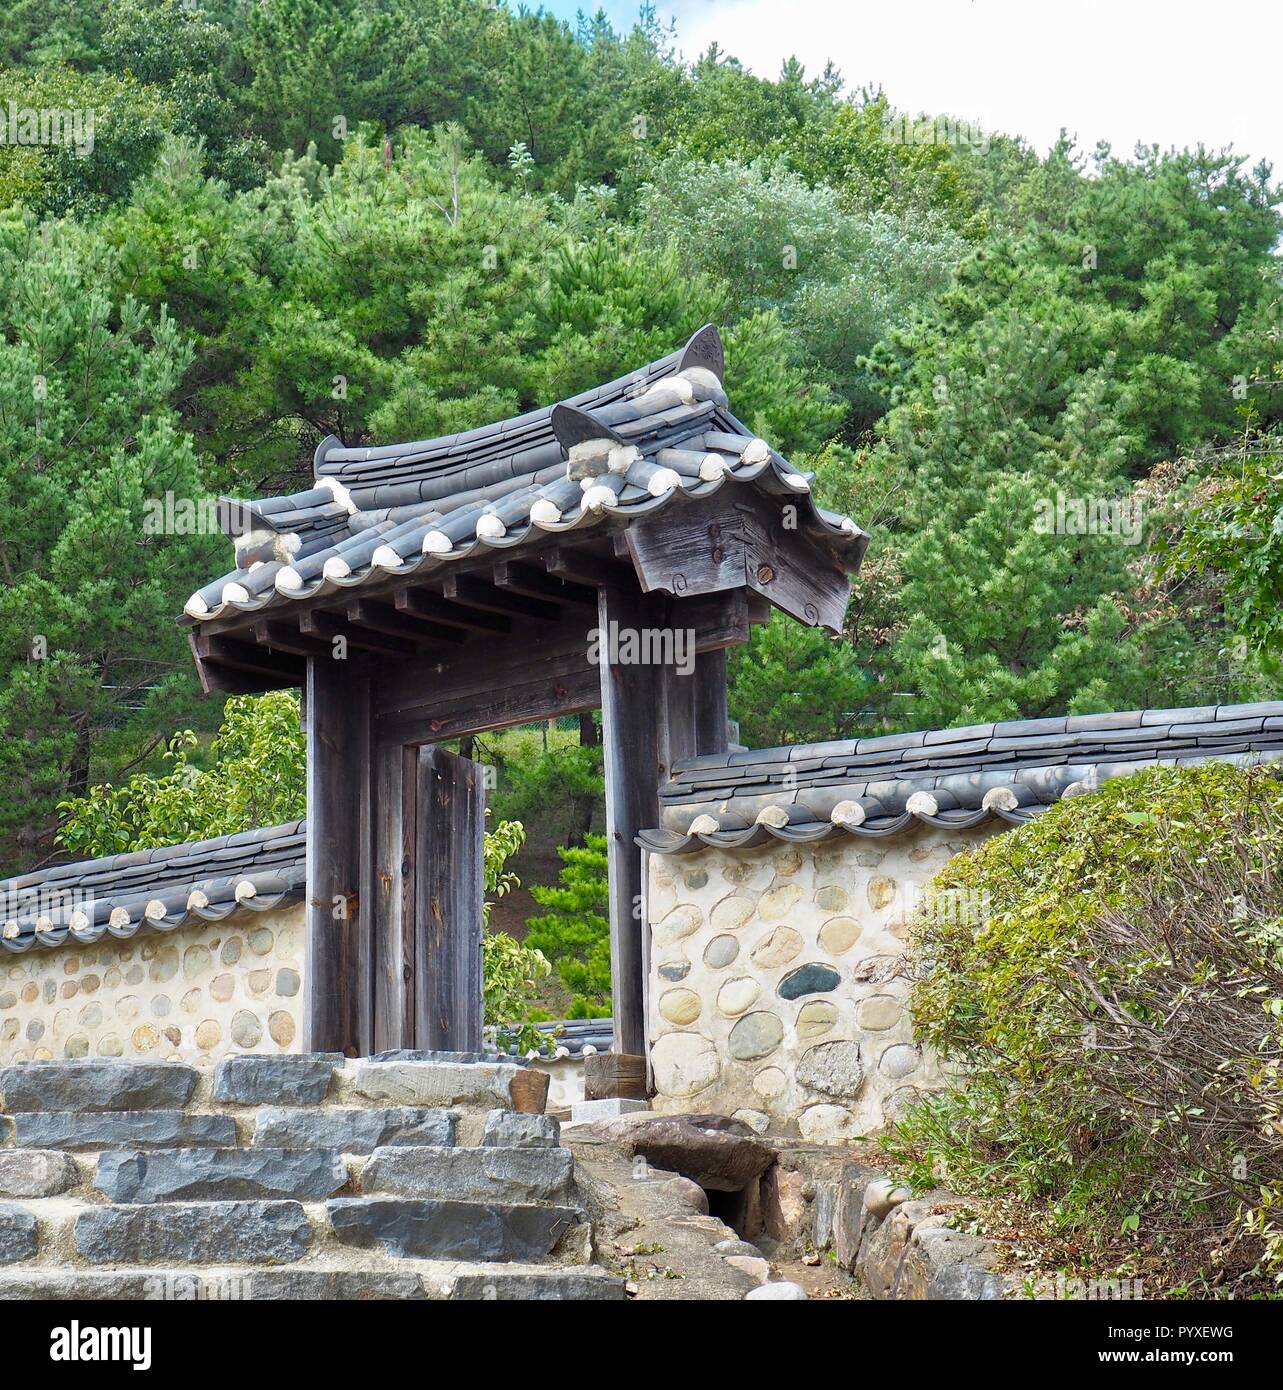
left=182, top=326, right=867, bottom=625
left=638, top=701, right=1283, bottom=854
left=0, top=822, right=305, bottom=955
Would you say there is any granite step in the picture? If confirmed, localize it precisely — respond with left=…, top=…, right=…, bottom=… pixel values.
left=251, top=1105, right=457, bottom=1153
left=326, top=1196, right=586, bottom=1262
left=4, top=1110, right=238, bottom=1151
left=0, top=1063, right=198, bottom=1113
left=0, top=1263, right=627, bottom=1301
left=74, top=1200, right=314, bottom=1265
left=359, top=1145, right=574, bottom=1203
left=94, top=1148, right=349, bottom=1203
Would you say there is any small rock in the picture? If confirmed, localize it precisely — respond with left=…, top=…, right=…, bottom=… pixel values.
left=713, top=1238, right=762, bottom=1258
left=655, top=1176, right=709, bottom=1214
left=802, top=1252, right=821, bottom=1266
left=745, top=1281, right=807, bottom=1300
left=482, top=1109, right=560, bottom=1148
left=863, top=1176, right=913, bottom=1220
left=725, top=1254, right=770, bottom=1283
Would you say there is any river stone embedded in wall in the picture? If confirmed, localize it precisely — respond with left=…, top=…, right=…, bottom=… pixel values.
left=818, top=916, right=860, bottom=954
left=656, top=904, right=703, bottom=945
left=752, top=1066, right=786, bottom=1098
left=879, top=1043, right=921, bottom=1079
left=657, top=961, right=690, bottom=983
left=651, top=1032, right=720, bottom=1096
left=867, top=876, right=898, bottom=911
left=703, top=936, right=739, bottom=969
left=758, top=884, right=802, bottom=921
left=772, top=849, right=803, bottom=877
left=778, top=963, right=841, bottom=1000
left=682, top=870, right=708, bottom=890
left=728, top=1012, right=784, bottom=1060
left=798, top=1103, right=859, bottom=1142
left=796, top=1000, right=838, bottom=1038
left=858, top=995, right=903, bottom=1031
left=797, top=1040, right=865, bottom=1098
left=710, top=896, right=754, bottom=932
left=814, top=885, right=848, bottom=912
left=716, top=977, right=759, bottom=1017
left=750, top=927, right=802, bottom=970
left=658, top=989, right=702, bottom=1026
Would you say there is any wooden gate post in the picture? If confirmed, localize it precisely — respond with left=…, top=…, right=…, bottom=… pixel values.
left=304, top=656, right=373, bottom=1056
left=414, top=746, right=485, bottom=1051
left=598, top=585, right=699, bottom=1060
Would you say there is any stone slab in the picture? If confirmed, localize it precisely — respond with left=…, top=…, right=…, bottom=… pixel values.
left=0, top=1270, right=428, bottom=1301
left=326, top=1197, right=581, bottom=1261
left=252, top=1106, right=456, bottom=1154
left=482, top=1110, right=560, bottom=1148
left=360, top=1146, right=574, bottom=1203
left=95, top=1148, right=348, bottom=1203
left=0, top=1204, right=37, bottom=1264
left=569, top=1098, right=650, bottom=1124
left=10, top=1111, right=237, bottom=1151
left=75, top=1200, right=313, bottom=1265
left=212, top=1054, right=340, bottom=1105
left=448, top=1270, right=626, bottom=1301
left=351, top=1061, right=534, bottom=1111
left=0, top=1063, right=198, bottom=1113
left=0, top=1150, right=77, bottom=1198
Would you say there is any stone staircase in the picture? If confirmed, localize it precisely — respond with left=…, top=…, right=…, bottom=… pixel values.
left=0, top=1055, right=625, bottom=1301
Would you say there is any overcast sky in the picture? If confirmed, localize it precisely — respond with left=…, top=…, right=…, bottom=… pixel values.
left=545, top=0, right=1281, bottom=175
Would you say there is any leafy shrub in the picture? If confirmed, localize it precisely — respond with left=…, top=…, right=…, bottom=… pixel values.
left=525, top=833, right=610, bottom=1017
left=888, top=763, right=1283, bottom=1288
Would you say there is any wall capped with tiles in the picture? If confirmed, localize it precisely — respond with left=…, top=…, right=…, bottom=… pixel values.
left=645, top=828, right=992, bottom=1139
left=0, top=904, right=304, bottom=1065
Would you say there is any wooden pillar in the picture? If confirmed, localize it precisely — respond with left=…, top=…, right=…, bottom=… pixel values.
left=414, top=746, right=485, bottom=1051
left=598, top=585, right=699, bottom=1059
left=304, top=656, right=372, bottom=1056
left=694, top=647, right=730, bottom=754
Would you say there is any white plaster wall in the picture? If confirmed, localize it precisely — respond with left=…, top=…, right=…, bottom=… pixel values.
left=645, top=828, right=993, bottom=1138
left=0, top=904, right=305, bottom=1065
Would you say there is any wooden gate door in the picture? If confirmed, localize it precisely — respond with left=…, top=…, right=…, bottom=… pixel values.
left=371, top=743, right=484, bottom=1052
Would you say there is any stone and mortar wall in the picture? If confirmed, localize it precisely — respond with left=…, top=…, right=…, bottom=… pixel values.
left=645, top=826, right=993, bottom=1138
left=0, top=904, right=304, bottom=1065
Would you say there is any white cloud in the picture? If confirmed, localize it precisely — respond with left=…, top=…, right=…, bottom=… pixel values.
left=654, top=0, right=1280, bottom=172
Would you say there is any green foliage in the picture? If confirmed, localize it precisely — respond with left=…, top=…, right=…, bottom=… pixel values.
left=0, top=211, right=216, bottom=871
left=1163, top=433, right=1283, bottom=664
left=525, top=835, right=611, bottom=1018
left=55, top=692, right=307, bottom=855
left=729, top=612, right=874, bottom=745
left=888, top=764, right=1283, bottom=1287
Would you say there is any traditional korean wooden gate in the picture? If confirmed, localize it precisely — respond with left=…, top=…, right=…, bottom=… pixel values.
left=187, top=325, right=866, bottom=1067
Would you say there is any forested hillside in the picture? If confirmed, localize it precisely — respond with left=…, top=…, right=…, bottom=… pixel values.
left=1, top=0, right=1280, bottom=875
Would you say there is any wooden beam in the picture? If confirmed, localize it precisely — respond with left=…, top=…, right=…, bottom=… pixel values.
left=394, top=586, right=511, bottom=635
left=597, top=585, right=699, bottom=1058
left=299, top=609, right=415, bottom=658
left=304, top=657, right=372, bottom=1056
left=542, top=546, right=632, bottom=591
left=694, top=647, right=730, bottom=754
left=490, top=559, right=596, bottom=608
left=346, top=598, right=465, bottom=647
left=440, top=573, right=559, bottom=624
left=414, top=746, right=484, bottom=1051
left=253, top=620, right=330, bottom=658
left=192, top=631, right=303, bottom=683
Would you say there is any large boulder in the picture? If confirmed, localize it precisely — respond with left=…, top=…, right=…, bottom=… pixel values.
left=617, top=1114, right=775, bottom=1193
